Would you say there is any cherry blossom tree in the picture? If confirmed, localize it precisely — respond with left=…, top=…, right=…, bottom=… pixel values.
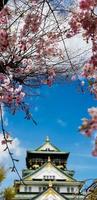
left=0, top=0, right=88, bottom=115
left=67, top=4, right=97, bottom=195
left=66, top=0, right=97, bottom=156
left=0, top=0, right=73, bottom=113
left=0, top=0, right=83, bottom=178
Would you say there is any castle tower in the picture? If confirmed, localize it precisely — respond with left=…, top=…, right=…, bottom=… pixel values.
left=13, top=137, right=85, bottom=200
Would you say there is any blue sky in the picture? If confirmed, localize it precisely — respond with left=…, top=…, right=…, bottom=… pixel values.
left=1, top=80, right=97, bottom=189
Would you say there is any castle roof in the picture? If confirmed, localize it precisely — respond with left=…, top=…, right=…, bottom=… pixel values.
left=23, top=161, right=76, bottom=182
left=31, top=187, right=69, bottom=200
left=27, top=136, right=69, bottom=155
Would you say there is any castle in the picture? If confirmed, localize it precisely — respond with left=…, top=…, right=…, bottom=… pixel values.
left=13, top=137, right=85, bottom=200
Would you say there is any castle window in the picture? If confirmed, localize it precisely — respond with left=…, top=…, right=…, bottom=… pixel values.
left=46, top=148, right=50, bottom=151
left=50, top=175, right=55, bottom=180
left=24, top=186, right=27, bottom=192
left=56, top=187, right=60, bottom=192
left=44, top=175, right=47, bottom=180
left=71, top=187, right=74, bottom=193
left=67, top=187, right=70, bottom=193
left=44, top=175, right=55, bottom=180
left=54, top=186, right=60, bottom=192
left=43, top=186, right=46, bottom=190
left=29, top=186, right=32, bottom=192
left=39, top=187, right=42, bottom=192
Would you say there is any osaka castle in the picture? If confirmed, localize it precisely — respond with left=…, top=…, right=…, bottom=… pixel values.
left=13, top=137, right=85, bottom=200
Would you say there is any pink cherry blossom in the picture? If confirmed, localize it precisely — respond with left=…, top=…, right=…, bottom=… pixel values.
left=0, top=29, right=8, bottom=51
left=92, top=137, right=97, bottom=156
left=79, top=0, right=95, bottom=10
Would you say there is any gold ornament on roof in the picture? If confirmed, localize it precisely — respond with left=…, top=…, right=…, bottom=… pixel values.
left=45, top=136, right=50, bottom=142
left=49, top=180, right=52, bottom=188
left=48, top=156, right=51, bottom=162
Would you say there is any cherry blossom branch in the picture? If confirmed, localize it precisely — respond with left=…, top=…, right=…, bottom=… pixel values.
left=0, top=104, right=23, bottom=181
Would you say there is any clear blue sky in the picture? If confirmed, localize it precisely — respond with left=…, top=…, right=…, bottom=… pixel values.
left=2, top=80, right=97, bottom=189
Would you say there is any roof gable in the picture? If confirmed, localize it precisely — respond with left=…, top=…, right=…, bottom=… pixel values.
left=36, top=142, right=60, bottom=152
left=24, top=162, right=75, bottom=182
left=31, top=187, right=68, bottom=200
left=35, top=136, right=61, bottom=152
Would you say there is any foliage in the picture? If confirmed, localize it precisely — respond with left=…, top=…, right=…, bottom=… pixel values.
left=86, top=189, right=97, bottom=200
left=84, top=181, right=97, bottom=200
left=0, top=166, right=6, bottom=183
left=0, top=165, right=15, bottom=200
left=4, top=187, right=15, bottom=200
